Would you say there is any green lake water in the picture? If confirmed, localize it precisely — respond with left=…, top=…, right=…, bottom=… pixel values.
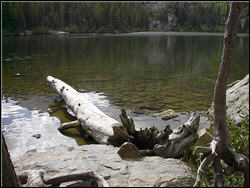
left=2, top=32, right=249, bottom=113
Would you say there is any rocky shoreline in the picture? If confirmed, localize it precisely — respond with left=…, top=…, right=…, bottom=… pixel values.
left=13, top=144, right=196, bottom=187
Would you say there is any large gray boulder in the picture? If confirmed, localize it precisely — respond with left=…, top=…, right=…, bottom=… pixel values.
left=14, top=144, right=195, bottom=187
left=208, top=74, right=249, bottom=124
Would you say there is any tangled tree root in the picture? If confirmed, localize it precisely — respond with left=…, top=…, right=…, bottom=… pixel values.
left=193, top=138, right=249, bottom=187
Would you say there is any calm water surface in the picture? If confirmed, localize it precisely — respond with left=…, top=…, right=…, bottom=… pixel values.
left=2, top=32, right=249, bottom=157
left=2, top=32, right=249, bottom=113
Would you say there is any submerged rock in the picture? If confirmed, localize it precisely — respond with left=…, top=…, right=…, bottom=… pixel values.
left=208, top=74, right=249, bottom=124
left=14, top=144, right=195, bottom=187
left=161, top=109, right=178, bottom=120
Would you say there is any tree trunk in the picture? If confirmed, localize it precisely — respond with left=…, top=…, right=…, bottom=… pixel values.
left=193, top=3, right=249, bottom=187
left=2, top=133, right=22, bottom=187
left=213, top=2, right=241, bottom=140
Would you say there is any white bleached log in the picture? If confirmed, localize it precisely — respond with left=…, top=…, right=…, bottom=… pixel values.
left=47, top=76, right=125, bottom=144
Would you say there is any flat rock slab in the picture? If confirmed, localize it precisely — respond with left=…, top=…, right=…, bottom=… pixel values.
left=14, top=144, right=195, bottom=187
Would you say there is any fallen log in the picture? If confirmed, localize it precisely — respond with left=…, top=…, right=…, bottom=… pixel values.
left=47, top=76, right=200, bottom=159
left=47, top=76, right=130, bottom=145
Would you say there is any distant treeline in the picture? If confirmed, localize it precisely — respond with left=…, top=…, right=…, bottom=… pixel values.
left=2, top=2, right=150, bottom=35
left=172, top=2, right=249, bottom=32
left=2, top=2, right=249, bottom=35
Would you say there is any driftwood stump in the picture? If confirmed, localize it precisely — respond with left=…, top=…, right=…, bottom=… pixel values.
left=117, top=109, right=200, bottom=159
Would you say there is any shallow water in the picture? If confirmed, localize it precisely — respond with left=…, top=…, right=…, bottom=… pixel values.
left=2, top=96, right=77, bottom=160
left=2, top=93, right=212, bottom=159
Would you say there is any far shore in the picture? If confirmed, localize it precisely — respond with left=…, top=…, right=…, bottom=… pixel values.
left=3, top=30, right=249, bottom=37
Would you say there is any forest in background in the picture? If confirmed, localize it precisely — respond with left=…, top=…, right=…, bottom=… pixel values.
left=2, top=2, right=249, bottom=35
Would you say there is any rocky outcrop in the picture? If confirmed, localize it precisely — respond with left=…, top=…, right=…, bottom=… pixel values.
left=14, top=144, right=195, bottom=187
left=208, top=74, right=249, bottom=124
left=142, top=2, right=248, bottom=33
left=142, top=2, right=177, bottom=31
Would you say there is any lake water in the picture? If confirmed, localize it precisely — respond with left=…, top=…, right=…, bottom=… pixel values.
left=2, top=32, right=249, bottom=112
left=2, top=32, right=249, bottom=158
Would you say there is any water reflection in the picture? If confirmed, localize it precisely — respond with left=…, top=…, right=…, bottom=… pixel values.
left=2, top=97, right=77, bottom=160
left=2, top=32, right=249, bottom=113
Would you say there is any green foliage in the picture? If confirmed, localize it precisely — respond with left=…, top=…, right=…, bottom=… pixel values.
left=176, top=2, right=248, bottom=33
left=64, top=24, right=79, bottom=34
left=32, top=26, right=50, bottom=34
left=183, top=115, right=249, bottom=187
left=175, top=2, right=230, bottom=32
left=224, top=115, right=249, bottom=187
left=2, top=3, right=18, bottom=35
left=2, top=2, right=248, bottom=35
left=2, top=2, right=151, bottom=35
left=227, top=115, right=249, bottom=158
left=214, top=25, right=225, bottom=32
